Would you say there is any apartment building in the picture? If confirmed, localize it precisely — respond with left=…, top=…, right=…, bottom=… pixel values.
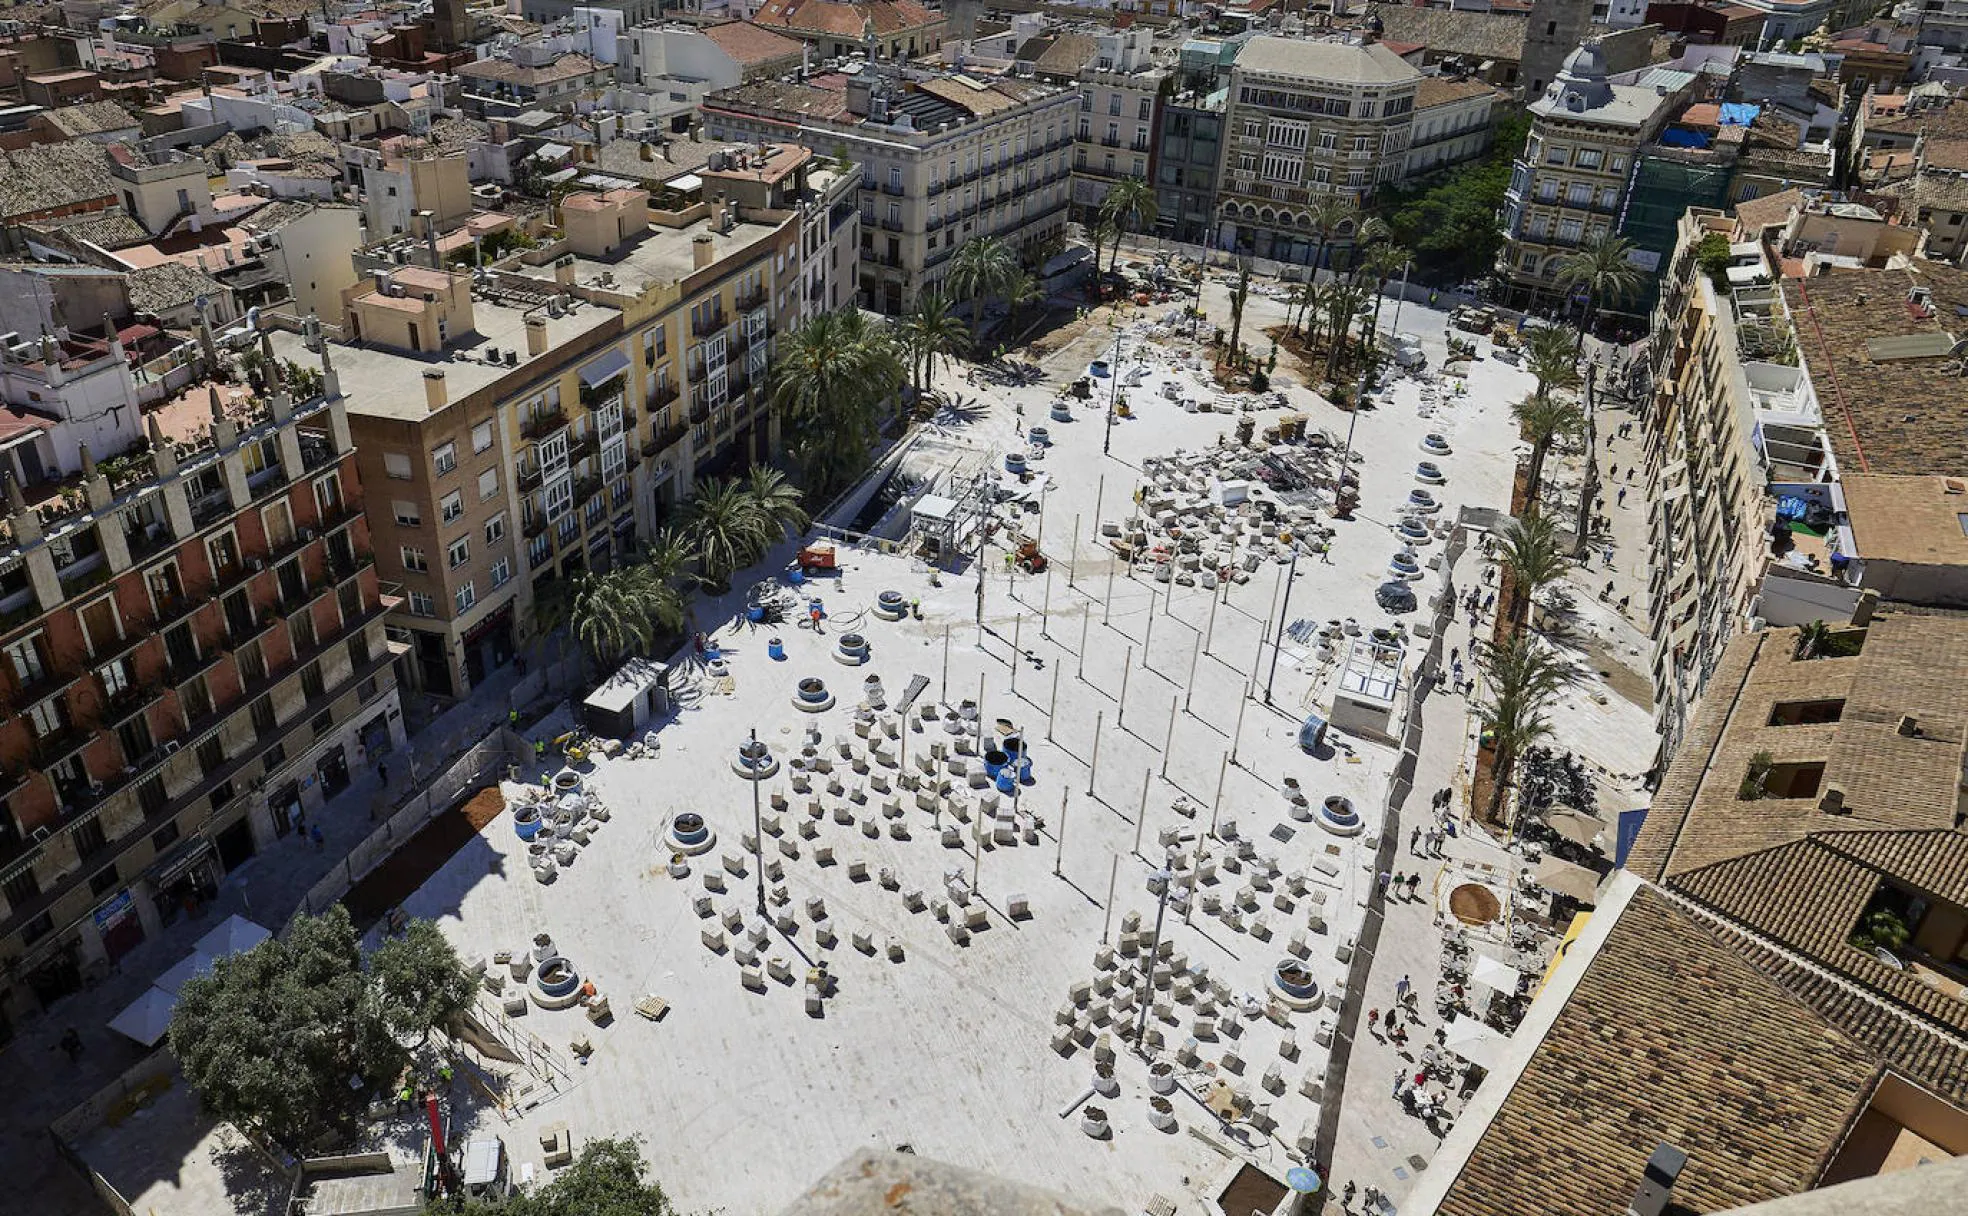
left=704, top=69, right=1076, bottom=314
left=1405, top=76, right=1498, bottom=177
left=750, top=0, right=943, bottom=62
left=1409, top=613, right=1968, bottom=1216
left=1497, top=43, right=1688, bottom=311
left=1155, top=36, right=1238, bottom=247
left=1216, top=36, right=1422, bottom=265
left=271, top=144, right=856, bottom=698
left=0, top=331, right=401, bottom=1033
left=1641, top=200, right=1947, bottom=770
left=1065, top=30, right=1169, bottom=226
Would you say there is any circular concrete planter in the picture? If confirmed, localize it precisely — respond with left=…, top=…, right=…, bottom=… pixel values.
left=666, top=811, right=717, bottom=855
left=792, top=676, right=836, bottom=713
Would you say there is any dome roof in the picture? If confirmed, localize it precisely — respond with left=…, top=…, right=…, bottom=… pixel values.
left=1547, top=38, right=1613, bottom=111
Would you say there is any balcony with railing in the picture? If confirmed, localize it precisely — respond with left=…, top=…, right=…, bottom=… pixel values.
left=735, top=286, right=767, bottom=311
left=691, top=309, right=728, bottom=338
left=519, top=408, right=568, bottom=442
left=646, top=422, right=688, bottom=456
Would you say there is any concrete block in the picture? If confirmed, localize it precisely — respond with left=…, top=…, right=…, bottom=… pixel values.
left=701, top=927, right=726, bottom=952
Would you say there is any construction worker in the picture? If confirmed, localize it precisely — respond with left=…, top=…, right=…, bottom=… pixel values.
left=534, top=738, right=546, bottom=762
left=508, top=708, right=519, bottom=729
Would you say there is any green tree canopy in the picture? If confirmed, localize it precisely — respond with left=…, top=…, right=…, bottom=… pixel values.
left=170, top=906, right=471, bottom=1150
left=1374, top=112, right=1528, bottom=285
left=446, top=1136, right=675, bottom=1216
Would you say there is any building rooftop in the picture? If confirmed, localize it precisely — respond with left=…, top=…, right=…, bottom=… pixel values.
left=1429, top=880, right=1882, bottom=1216
left=1414, top=76, right=1497, bottom=109
left=700, top=19, right=804, bottom=67
left=1357, top=7, right=1526, bottom=63
left=1782, top=262, right=1968, bottom=477
left=0, top=140, right=114, bottom=222
left=126, top=261, right=227, bottom=315
left=1630, top=612, right=1968, bottom=883
left=1234, top=36, right=1423, bottom=86
left=752, top=0, right=939, bottom=39
left=455, top=52, right=599, bottom=87
left=37, top=99, right=137, bottom=137
left=265, top=291, right=618, bottom=422
left=565, top=210, right=783, bottom=296
left=1840, top=474, right=1968, bottom=570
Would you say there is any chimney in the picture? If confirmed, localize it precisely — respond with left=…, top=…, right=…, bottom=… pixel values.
left=1628, top=1143, right=1687, bottom=1216
left=423, top=368, right=446, bottom=412
left=640, top=140, right=653, bottom=161
left=1851, top=588, right=1880, bottom=626
left=554, top=256, right=575, bottom=286
left=692, top=233, right=714, bottom=270
left=525, top=315, right=548, bottom=357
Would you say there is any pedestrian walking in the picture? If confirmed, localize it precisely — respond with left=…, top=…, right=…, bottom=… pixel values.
left=58, top=1027, right=82, bottom=1063
left=1407, top=873, right=1422, bottom=899
left=1482, top=591, right=1495, bottom=612
left=1410, top=826, right=1422, bottom=853
left=1617, top=487, right=1627, bottom=508
left=1393, top=1071, right=1405, bottom=1099
left=1603, top=545, right=1615, bottom=568
left=1395, top=974, right=1411, bottom=1001
left=1377, top=870, right=1391, bottom=896
left=378, top=762, right=389, bottom=787
left=1368, top=1008, right=1380, bottom=1036
left=310, top=823, right=325, bottom=851
left=1449, top=647, right=1459, bottom=667
left=1608, top=462, right=1618, bottom=479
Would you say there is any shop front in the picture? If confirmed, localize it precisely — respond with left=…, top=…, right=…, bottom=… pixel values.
left=92, top=890, right=144, bottom=962
left=147, top=835, right=220, bottom=929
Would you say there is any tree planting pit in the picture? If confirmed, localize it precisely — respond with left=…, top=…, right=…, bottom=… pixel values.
left=1450, top=883, right=1502, bottom=926
left=792, top=677, right=837, bottom=713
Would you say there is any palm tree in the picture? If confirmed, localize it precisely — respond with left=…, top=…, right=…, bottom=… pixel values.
left=1553, top=234, right=1645, bottom=352
left=1001, top=270, right=1042, bottom=332
left=1087, top=216, right=1120, bottom=295
left=1511, top=394, right=1584, bottom=516
left=1321, top=279, right=1368, bottom=381
left=948, top=236, right=1015, bottom=335
left=769, top=307, right=903, bottom=496
left=1099, top=178, right=1159, bottom=276
left=685, top=476, right=771, bottom=592
left=894, top=292, right=969, bottom=399
left=561, top=562, right=685, bottom=672
left=1305, top=196, right=1351, bottom=281
left=640, top=524, right=697, bottom=587
left=1223, top=256, right=1253, bottom=368
left=1474, top=632, right=1573, bottom=823
left=743, top=463, right=809, bottom=547
left=1523, top=325, right=1581, bottom=404
left=1358, top=242, right=1408, bottom=359
left=1494, top=512, right=1568, bottom=638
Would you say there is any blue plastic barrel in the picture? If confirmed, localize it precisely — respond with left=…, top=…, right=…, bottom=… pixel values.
left=768, top=637, right=786, bottom=660
left=983, top=749, right=1008, bottom=779
left=996, top=769, right=1018, bottom=794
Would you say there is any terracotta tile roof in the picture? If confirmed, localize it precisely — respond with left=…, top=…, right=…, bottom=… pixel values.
left=0, top=141, right=115, bottom=222
left=1630, top=614, right=1968, bottom=881
left=1924, top=138, right=1968, bottom=172
left=1414, top=76, right=1497, bottom=110
left=456, top=53, right=600, bottom=87
left=1435, top=885, right=1881, bottom=1216
left=752, top=0, right=940, bottom=40
left=1782, top=262, right=1968, bottom=476
left=1840, top=474, right=1968, bottom=571
left=1733, top=186, right=1805, bottom=231
left=916, top=75, right=1018, bottom=116
left=37, top=99, right=138, bottom=137
left=1868, top=97, right=1968, bottom=139
left=701, top=20, right=805, bottom=67
left=1022, top=31, right=1097, bottom=77
left=1362, top=7, right=1527, bottom=63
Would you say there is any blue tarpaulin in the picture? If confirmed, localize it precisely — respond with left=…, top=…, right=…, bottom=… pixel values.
left=1718, top=102, right=1760, bottom=126
left=1616, top=808, right=1650, bottom=868
left=1660, top=128, right=1711, bottom=148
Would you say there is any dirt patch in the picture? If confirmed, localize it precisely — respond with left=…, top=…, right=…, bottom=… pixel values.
left=342, top=785, right=506, bottom=928
left=1582, top=634, right=1653, bottom=709
left=1450, top=884, right=1501, bottom=926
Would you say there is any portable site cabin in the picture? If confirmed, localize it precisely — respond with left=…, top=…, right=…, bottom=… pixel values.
left=581, top=657, right=671, bottom=739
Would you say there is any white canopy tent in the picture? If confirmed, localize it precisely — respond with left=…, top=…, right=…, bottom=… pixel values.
left=1471, top=955, right=1524, bottom=994
left=154, top=950, right=218, bottom=996
left=108, top=986, right=178, bottom=1048
left=1443, top=1015, right=1512, bottom=1072
left=194, top=913, right=271, bottom=958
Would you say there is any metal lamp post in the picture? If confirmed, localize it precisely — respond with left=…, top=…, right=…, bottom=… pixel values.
left=749, top=728, right=766, bottom=917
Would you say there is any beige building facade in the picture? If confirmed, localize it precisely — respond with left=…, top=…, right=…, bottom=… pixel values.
left=1216, top=36, right=1421, bottom=265
left=704, top=70, right=1077, bottom=314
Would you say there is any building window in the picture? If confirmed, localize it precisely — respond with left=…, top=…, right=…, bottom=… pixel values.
left=455, top=582, right=476, bottom=613
left=1545, top=144, right=1567, bottom=165
left=447, top=538, right=470, bottom=569
left=384, top=452, right=412, bottom=479
left=1558, top=218, right=1584, bottom=243
left=432, top=441, right=457, bottom=476
left=485, top=514, right=506, bottom=544
left=392, top=500, right=421, bottom=527
left=400, top=546, right=428, bottom=572
left=1576, top=149, right=1602, bottom=169
left=471, top=421, right=493, bottom=453
left=440, top=491, right=464, bottom=524
left=477, top=467, right=499, bottom=501
left=408, top=590, right=435, bottom=616
left=490, top=558, right=511, bottom=588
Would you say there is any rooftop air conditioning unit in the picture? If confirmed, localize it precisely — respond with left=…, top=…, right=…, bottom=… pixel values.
left=1898, top=714, right=1921, bottom=737
left=1819, top=784, right=1848, bottom=814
